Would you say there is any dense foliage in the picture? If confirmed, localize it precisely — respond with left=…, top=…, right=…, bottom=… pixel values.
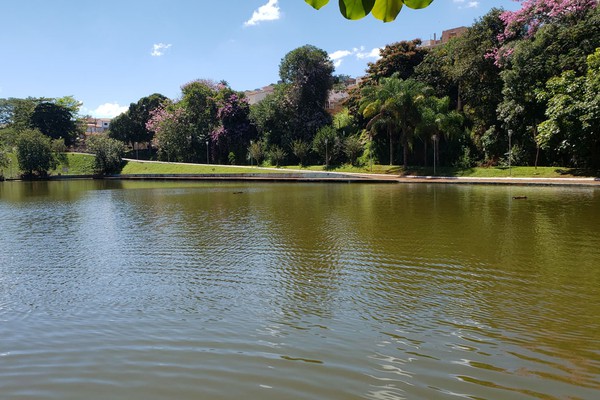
left=87, top=135, right=127, bottom=175
left=109, top=93, right=168, bottom=148
left=2, top=1, right=598, bottom=172
left=15, top=130, right=57, bottom=177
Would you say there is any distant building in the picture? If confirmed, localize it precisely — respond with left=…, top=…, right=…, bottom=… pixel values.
left=245, top=85, right=276, bottom=105
left=421, top=26, right=468, bottom=49
left=244, top=78, right=360, bottom=116
left=85, top=117, right=111, bottom=134
left=326, top=91, right=350, bottom=115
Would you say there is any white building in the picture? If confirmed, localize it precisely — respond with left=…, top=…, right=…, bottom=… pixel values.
left=85, top=118, right=111, bottom=134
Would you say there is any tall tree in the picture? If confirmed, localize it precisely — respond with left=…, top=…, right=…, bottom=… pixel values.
left=361, top=75, right=430, bottom=166
left=30, top=102, right=79, bottom=145
left=211, top=90, right=255, bottom=164
left=498, top=3, right=600, bottom=165
left=109, top=93, right=168, bottom=148
left=15, top=129, right=56, bottom=177
left=279, top=45, right=334, bottom=144
left=366, top=39, right=427, bottom=82
left=537, top=48, right=600, bottom=168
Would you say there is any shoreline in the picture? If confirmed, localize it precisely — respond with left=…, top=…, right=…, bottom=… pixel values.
left=3, top=173, right=599, bottom=187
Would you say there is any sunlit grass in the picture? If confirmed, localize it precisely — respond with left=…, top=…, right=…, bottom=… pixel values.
left=3, top=152, right=596, bottom=179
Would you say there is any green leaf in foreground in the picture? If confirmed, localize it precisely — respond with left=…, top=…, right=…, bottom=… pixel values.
left=372, top=0, right=403, bottom=22
left=306, top=0, right=433, bottom=22
left=339, top=0, right=376, bottom=20
left=305, top=0, right=330, bottom=10
left=403, top=0, right=434, bottom=10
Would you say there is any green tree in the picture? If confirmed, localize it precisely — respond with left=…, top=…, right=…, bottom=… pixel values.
left=87, top=135, right=127, bottom=175
left=305, top=0, right=433, bottom=22
left=248, top=140, right=266, bottom=166
left=15, top=129, right=56, bottom=177
left=366, top=39, right=427, bottom=82
left=537, top=48, right=600, bottom=168
left=279, top=45, right=334, bottom=143
left=107, top=112, right=136, bottom=144
left=2, top=97, right=49, bottom=132
left=313, top=125, right=341, bottom=166
left=250, top=85, right=294, bottom=149
left=109, top=93, right=168, bottom=149
left=268, top=145, right=287, bottom=167
left=361, top=75, right=430, bottom=166
left=498, top=5, right=600, bottom=166
left=178, top=80, right=220, bottom=162
left=148, top=107, right=194, bottom=163
left=344, top=135, right=364, bottom=166
left=416, top=96, right=464, bottom=167
left=291, top=139, right=311, bottom=166
left=0, top=147, right=9, bottom=179
left=30, top=102, right=79, bottom=145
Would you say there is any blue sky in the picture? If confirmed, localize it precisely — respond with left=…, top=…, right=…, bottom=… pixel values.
left=1, top=1, right=519, bottom=118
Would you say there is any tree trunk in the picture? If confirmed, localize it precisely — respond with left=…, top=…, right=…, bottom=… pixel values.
left=388, top=125, right=393, bottom=166
left=457, top=82, right=462, bottom=112
left=403, top=135, right=409, bottom=168
left=532, top=123, right=540, bottom=169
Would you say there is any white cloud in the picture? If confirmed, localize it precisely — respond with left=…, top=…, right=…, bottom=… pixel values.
left=356, top=47, right=381, bottom=60
left=151, top=43, right=172, bottom=57
left=329, top=46, right=381, bottom=68
left=87, top=103, right=129, bottom=118
left=454, top=0, right=479, bottom=8
left=329, top=50, right=353, bottom=67
left=245, top=0, right=280, bottom=27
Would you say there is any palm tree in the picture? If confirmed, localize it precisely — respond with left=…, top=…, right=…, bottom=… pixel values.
left=416, top=96, right=463, bottom=167
left=360, top=74, right=431, bottom=167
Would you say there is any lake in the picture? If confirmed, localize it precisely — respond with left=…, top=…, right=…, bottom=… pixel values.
left=1, top=180, right=599, bottom=399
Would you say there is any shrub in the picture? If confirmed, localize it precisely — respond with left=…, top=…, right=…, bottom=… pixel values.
left=228, top=151, right=236, bottom=165
left=291, top=139, right=310, bottom=166
left=269, top=145, right=287, bottom=167
left=16, top=129, right=56, bottom=177
left=344, top=135, right=364, bottom=166
left=87, top=135, right=126, bottom=175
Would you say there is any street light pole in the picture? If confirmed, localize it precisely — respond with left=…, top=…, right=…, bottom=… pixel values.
left=325, top=138, right=328, bottom=169
left=432, top=134, right=438, bottom=176
left=206, top=140, right=209, bottom=164
left=508, top=130, right=513, bottom=177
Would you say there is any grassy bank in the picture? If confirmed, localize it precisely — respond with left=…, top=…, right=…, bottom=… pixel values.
left=3, top=152, right=597, bottom=179
left=283, top=164, right=597, bottom=178
left=120, top=160, right=289, bottom=175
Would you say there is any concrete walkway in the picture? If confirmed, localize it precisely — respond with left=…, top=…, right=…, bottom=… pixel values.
left=107, top=171, right=600, bottom=187
left=354, top=174, right=600, bottom=186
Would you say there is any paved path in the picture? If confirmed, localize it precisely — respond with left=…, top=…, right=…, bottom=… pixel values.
left=354, top=174, right=600, bottom=186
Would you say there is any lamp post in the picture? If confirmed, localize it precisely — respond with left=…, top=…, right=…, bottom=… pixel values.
left=206, top=140, right=209, bottom=164
left=370, top=136, right=373, bottom=173
left=250, top=140, right=253, bottom=167
left=432, top=134, right=438, bottom=176
left=325, top=138, right=328, bottom=169
left=508, top=130, right=513, bottom=177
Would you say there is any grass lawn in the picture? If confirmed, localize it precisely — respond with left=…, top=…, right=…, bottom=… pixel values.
left=282, top=164, right=597, bottom=178
left=52, top=153, right=96, bottom=176
left=3, top=152, right=597, bottom=179
left=120, top=160, right=290, bottom=175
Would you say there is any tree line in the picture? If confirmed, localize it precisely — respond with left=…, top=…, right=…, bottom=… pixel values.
left=2, top=0, right=599, bottom=178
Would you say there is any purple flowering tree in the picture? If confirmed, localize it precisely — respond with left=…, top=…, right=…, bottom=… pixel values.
left=210, top=92, right=254, bottom=164
left=490, top=0, right=598, bottom=65
left=147, top=106, right=194, bottom=162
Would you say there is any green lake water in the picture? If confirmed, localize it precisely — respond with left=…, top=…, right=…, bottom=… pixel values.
left=0, top=180, right=599, bottom=399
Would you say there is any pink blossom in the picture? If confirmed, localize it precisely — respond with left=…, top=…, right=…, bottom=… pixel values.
left=488, top=0, right=597, bottom=65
